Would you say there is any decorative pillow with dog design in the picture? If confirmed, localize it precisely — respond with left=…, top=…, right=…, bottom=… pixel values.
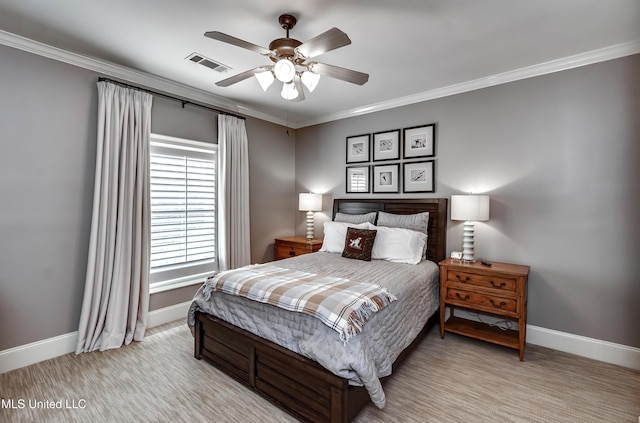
left=342, top=227, right=377, bottom=261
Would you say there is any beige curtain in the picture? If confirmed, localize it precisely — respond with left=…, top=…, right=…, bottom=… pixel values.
left=217, top=114, right=251, bottom=270
left=76, top=81, right=152, bottom=354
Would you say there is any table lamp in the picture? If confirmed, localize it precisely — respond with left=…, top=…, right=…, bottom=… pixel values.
left=299, top=193, right=322, bottom=239
left=451, top=194, right=490, bottom=261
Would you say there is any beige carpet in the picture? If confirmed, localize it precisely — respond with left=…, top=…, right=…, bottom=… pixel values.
left=1, top=320, right=638, bottom=423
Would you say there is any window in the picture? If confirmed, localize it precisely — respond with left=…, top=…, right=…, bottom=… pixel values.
left=149, top=134, right=217, bottom=291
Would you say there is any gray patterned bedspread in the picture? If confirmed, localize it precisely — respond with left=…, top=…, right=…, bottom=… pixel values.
left=187, top=252, right=440, bottom=408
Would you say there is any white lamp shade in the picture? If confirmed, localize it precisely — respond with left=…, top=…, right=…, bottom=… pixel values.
left=451, top=195, right=490, bottom=221
left=280, top=82, right=298, bottom=100
left=255, top=70, right=275, bottom=91
left=301, top=71, right=320, bottom=92
left=299, top=193, right=322, bottom=211
left=274, top=59, right=296, bottom=83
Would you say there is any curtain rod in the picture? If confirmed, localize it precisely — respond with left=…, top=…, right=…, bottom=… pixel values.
left=98, top=77, right=245, bottom=120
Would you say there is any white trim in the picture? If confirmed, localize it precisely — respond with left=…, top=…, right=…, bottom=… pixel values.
left=146, top=300, right=193, bottom=328
left=1, top=30, right=639, bottom=129
left=296, top=40, right=640, bottom=128
left=0, top=301, right=192, bottom=374
left=0, top=331, right=78, bottom=374
left=150, top=133, right=215, bottom=152
left=149, top=275, right=206, bottom=294
left=527, top=325, right=640, bottom=371
left=3, top=306, right=638, bottom=374
left=451, top=310, right=640, bottom=371
left=0, top=30, right=273, bottom=123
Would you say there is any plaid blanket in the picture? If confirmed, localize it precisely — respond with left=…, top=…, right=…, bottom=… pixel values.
left=202, top=264, right=397, bottom=343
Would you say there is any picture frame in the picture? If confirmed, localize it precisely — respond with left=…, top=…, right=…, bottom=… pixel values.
left=403, top=124, right=435, bottom=159
left=403, top=160, right=435, bottom=193
left=346, top=134, right=370, bottom=164
left=372, top=129, right=401, bottom=161
left=346, top=165, right=370, bottom=193
left=372, top=163, right=400, bottom=193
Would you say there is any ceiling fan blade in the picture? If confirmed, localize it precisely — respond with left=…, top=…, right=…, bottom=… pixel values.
left=296, top=28, right=351, bottom=59
left=215, top=66, right=272, bottom=87
left=205, top=31, right=272, bottom=56
left=308, top=62, right=369, bottom=86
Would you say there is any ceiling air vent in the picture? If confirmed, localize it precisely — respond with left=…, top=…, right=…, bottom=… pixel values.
left=186, top=53, right=230, bottom=73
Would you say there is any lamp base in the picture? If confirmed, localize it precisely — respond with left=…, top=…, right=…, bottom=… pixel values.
left=305, top=211, right=314, bottom=239
left=461, top=221, right=476, bottom=262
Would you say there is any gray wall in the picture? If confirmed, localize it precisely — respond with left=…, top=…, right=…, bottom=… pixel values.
left=0, top=44, right=97, bottom=351
left=296, top=54, right=640, bottom=348
left=0, top=44, right=296, bottom=350
left=1, top=38, right=637, bottom=353
left=246, top=120, right=297, bottom=264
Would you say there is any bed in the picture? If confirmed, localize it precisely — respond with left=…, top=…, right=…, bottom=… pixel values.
left=189, top=198, right=447, bottom=423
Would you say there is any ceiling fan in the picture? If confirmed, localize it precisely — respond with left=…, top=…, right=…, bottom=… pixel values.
left=204, top=14, right=369, bottom=101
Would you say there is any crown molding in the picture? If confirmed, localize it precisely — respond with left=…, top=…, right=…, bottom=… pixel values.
left=0, top=29, right=267, bottom=120
left=295, top=40, right=640, bottom=128
left=2, top=29, right=638, bottom=129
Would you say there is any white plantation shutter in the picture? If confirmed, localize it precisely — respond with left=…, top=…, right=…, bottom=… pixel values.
left=149, top=135, right=217, bottom=289
left=350, top=172, right=367, bottom=192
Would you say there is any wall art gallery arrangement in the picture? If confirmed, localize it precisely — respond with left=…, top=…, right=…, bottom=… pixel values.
left=345, top=123, right=436, bottom=194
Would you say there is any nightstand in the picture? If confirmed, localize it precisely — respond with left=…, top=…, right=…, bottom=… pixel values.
left=439, top=258, right=530, bottom=360
left=274, top=236, right=322, bottom=260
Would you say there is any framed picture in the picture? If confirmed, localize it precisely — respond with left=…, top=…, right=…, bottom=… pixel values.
left=403, top=160, right=435, bottom=193
left=372, top=129, right=400, bottom=161
left=403, top=124, right=435, bottom=159
left=346, top=165, right=370, bottom=193
left=372, top=163, right=399, bottom=193
left=346, top=134, right=370, bottom=163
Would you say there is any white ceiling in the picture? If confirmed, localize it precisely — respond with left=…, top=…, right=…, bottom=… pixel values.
left=1, top=0, right=639, bottom=128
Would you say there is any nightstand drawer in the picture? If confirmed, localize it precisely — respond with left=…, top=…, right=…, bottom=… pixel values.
left=275, top=245, right=309, bottom=258
left=448, top=270, right=517, bottom=292
left=446, top=288, right=517, bottom=314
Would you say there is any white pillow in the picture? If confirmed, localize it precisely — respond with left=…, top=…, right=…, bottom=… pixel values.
left=319, top=221, right=372, bottom=253
left=369, top=225, right=427, bottom=265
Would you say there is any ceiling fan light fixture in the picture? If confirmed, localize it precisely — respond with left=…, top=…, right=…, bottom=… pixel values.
left=281, top=82, right=298, bottom=100
left=274, top=59, right=296, bottom=83
left=301, top=71, right=320, bottom=92
left=255, top=70, right=275, bottom=91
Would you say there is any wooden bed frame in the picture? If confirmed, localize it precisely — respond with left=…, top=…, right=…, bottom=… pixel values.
left=194, top=198, right=448, bottom=423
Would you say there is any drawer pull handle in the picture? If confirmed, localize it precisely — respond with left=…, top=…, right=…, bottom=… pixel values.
left=455, top=293, right=470, bottom=300
left=490, top=280, right=506, bottom=288
left=289, top=251, right=295, bottom=256
left=489, top=299, right=507, bottom=307
left=455, top=275, right=470, bottom=281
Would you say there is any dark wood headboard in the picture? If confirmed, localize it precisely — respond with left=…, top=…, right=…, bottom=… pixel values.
left=332, top=198, right=448, bottom=264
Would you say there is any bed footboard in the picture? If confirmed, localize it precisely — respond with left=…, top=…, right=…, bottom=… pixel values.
left=194, top=311, right=437, bottom=423
left=195, top=311, right=369, bottom=423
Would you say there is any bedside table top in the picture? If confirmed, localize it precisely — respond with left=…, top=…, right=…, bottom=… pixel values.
left=275, top=236, right=323, bottom=246
left=439, top=258, right=529, bottom=276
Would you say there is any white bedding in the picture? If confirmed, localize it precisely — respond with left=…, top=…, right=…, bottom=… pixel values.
left=188, top=251, right=440, bottom=408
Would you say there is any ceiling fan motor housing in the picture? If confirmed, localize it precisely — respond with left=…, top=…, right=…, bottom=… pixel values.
left=268, top=38, right=303, bottom=62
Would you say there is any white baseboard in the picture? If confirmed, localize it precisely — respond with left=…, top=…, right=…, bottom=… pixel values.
left=527, top=325, right=640, bottom=371
left=0, top=301, right=192, bottom=374
left=0, top=331, right=78, bottom=375
left=147, top=300, right=192, bottom=328
left=452, top=310, right=640, bottom=371
left=3, top=305, right=638, bottom=374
